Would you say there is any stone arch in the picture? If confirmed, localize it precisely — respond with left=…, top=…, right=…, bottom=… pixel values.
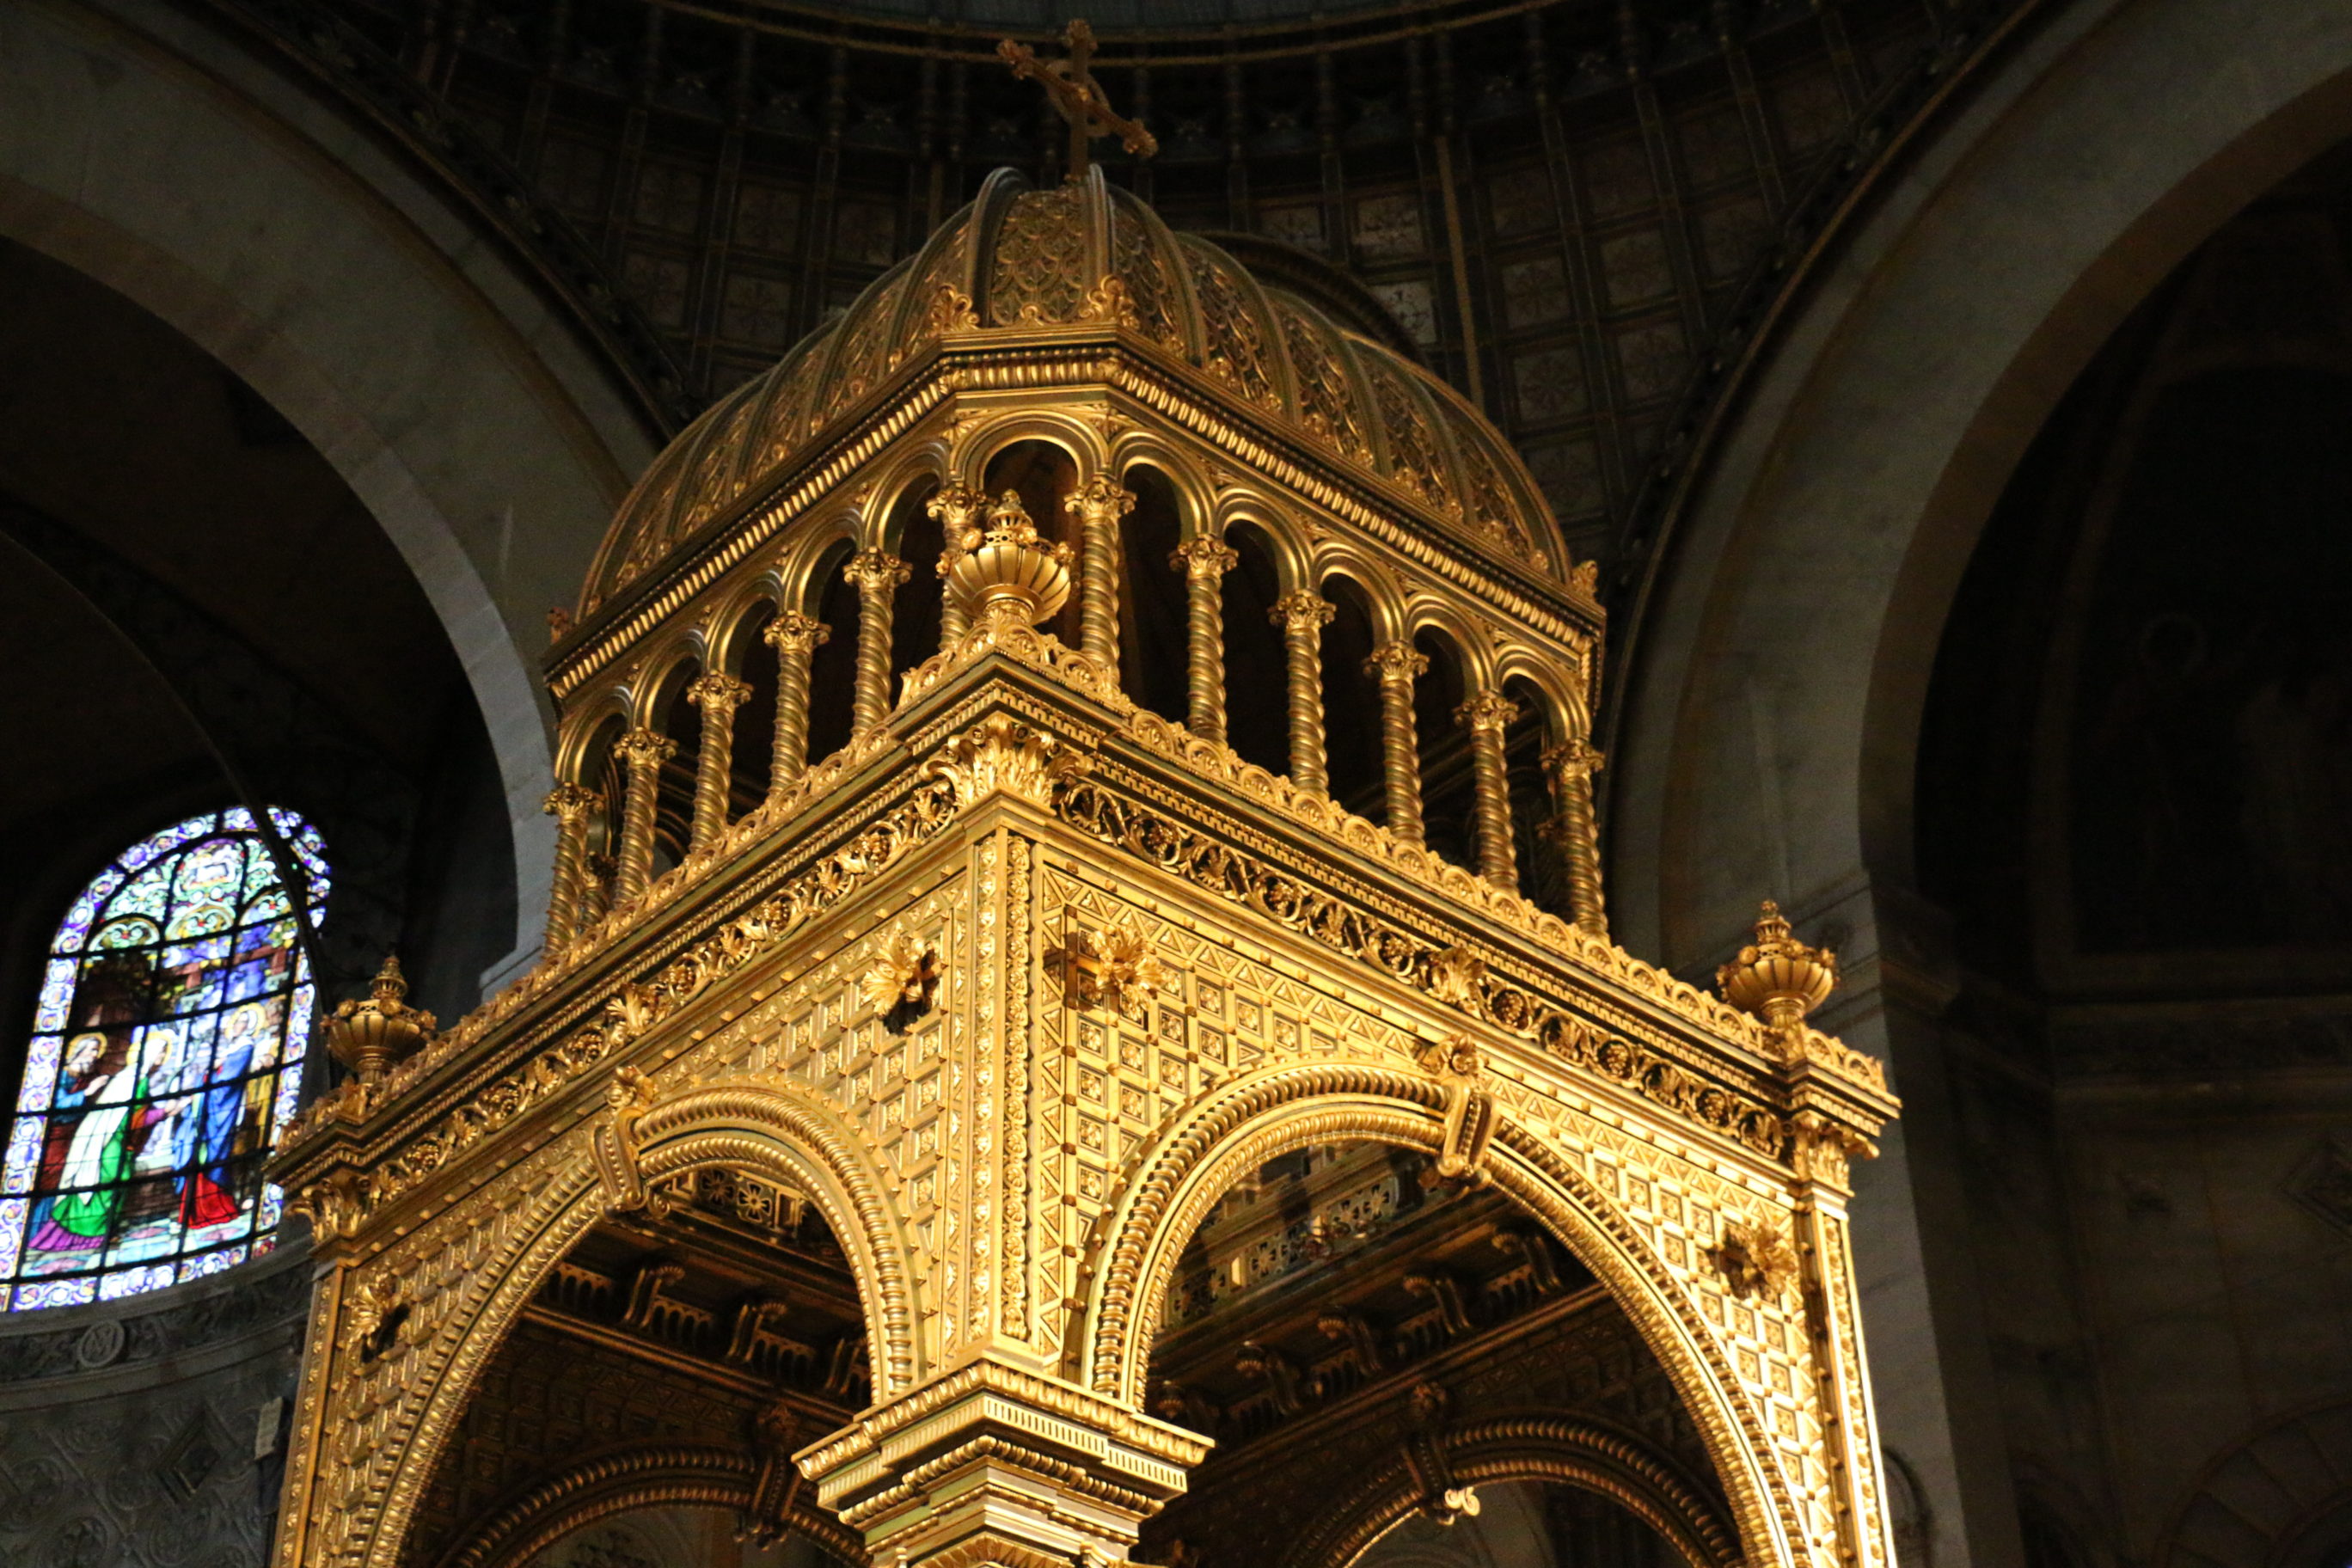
left=348, top=1078, right=916, bottom=1568
left=1290, top=1416, right=1739, bottom=1568
left=432, top=1442, right=867, bottom=1568
left=1612, top=0, right=2352, bottom=966
left=1602, top=11, right=2352, bottom=1562
left=2154, top=1398, right=2352, bottom=1568
left=1077, top=1061, right=1801, bottom=1568
left=0, top=0, right=655, bottom=967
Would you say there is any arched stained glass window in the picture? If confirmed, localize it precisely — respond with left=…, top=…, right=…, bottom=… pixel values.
left=1, top=807, right=329, bottom=1310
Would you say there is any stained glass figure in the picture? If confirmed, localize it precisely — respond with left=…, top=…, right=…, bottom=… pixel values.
left=1, top=807, right=329, bottom=1309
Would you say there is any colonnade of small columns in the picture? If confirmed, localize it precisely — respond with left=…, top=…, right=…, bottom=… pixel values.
left=540, top=471, right=1608, bottom=952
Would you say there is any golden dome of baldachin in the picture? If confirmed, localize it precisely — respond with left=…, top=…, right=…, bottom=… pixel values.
left=584, top=168, right=1568, bottom=612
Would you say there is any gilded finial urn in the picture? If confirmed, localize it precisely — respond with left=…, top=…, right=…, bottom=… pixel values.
left=324, top=953, right=438, bottom=1085
left=1715, top=900, right=1839, bottom=1038
left=946, top=490, right=1074, bottom=629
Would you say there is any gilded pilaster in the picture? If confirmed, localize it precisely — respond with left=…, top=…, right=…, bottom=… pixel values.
left=1459, top=686, right=1518, bottom=891
left=845, top=549, right=911, bottom=737
left=1172, top=535, right=1238, bottom=744
left=1068, top=475, right=1136, bottom=671
left=1269, top=590, right=1336, bottom=793
left=684, top=671, right=753, bottom=850
left=539, top=781, right=600, bottom=951
left=763, top=611, right=830, bottom=789
left=611, top=727, right=676, bottom=903
left=1365, top=642, right=1427, bottom=847
left=1543, top=738, right=1608, bottom=937
left=926, top=482, right=986, bottom=646
left=1785, top=1106, right=1895, bottom=1568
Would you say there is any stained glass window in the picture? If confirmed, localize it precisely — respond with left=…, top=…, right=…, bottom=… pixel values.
left=1, top=807, right=329, bottom=1310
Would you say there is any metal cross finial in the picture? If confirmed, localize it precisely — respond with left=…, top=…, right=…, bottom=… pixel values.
left=997, top=19, right=1158, bottom=182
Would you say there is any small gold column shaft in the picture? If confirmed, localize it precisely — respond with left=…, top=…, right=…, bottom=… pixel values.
left=1459, top=688, right=1519, bottom=891
left=1366, top=643, right=1428, bottom=847
left=539, top=782, right=600, bottom=951
left=611, top=728, right=676, bottom=905
left=927, top=484, right=985, bottom=648
left=845, top=550, right=911, bottom=738
left=1172, top=535, right=1238, bottom=744
left=1269, top=591, right=1335, bottom=793
left=1068, top=476, right=1135, bottom=673
left=1544, top=738, right=1608, bottom=937
left=685, top=672, right=754, bottom=851
left=763, top=612, right=830, bottom=792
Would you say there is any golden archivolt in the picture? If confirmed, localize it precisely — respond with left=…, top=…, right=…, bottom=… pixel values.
left=274, top=165, right=1898, bottom=1568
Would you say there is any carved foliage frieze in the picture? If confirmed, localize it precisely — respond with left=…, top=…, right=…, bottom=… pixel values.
left=1049, top=773, right=1788, bottom=1159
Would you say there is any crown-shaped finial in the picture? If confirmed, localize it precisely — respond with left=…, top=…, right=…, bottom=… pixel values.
left=327, top=953, right=438, bottom=1086
left=945, top=490, right=1075, bottom=630
left=1715, top=901, right=1838, bottom=1052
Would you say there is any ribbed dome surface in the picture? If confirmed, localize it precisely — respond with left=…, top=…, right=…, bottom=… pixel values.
left=585, top=168, right=1566, bottom=609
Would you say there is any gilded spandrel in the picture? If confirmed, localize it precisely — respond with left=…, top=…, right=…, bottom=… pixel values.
left=266, top=137, right=1898, bottom=1568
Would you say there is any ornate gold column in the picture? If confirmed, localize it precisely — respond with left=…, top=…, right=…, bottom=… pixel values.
left=762, top=612, right=830, bottom=792
left=1172, top=535, right=1238, bottom=744
left=802, top=1362, right=1210, bottom=1568
left=611, top=728, right=676, bottom=904
left=845, top=549, right=910, bottom=738
left=927, top=483, right=986, bottom=647
left=1365, top=642, right=1427, bottom=847
left=1542, top=738, right=1608, bottom=937
left=684, top=672, right=753, bottom=850
left=538, top=782, right=600, bottom=951
left=1269, top=590, right=1335, bottom=793
left=1068, top=475, right=1135, bottom=672
left=1458, top=687, right=1519, bottom=891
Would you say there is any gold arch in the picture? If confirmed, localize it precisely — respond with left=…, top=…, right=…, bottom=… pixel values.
left=432, top=1442, right=868, bottom=1568
left=627, top=1080, right=924, bottom=1397
left=336, top=1081, right=917, bottom=1568
left=1077, top=1061, right=1801, bottom=1568
left=1290, top=1417, right=1739, bottom=1568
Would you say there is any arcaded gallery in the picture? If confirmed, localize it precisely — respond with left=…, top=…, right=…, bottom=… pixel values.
left=0, top=0, right=2347, bottom=1565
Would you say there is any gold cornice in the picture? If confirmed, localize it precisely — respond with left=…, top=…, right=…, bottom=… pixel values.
left=283, top=652, right=1889, bottom=1235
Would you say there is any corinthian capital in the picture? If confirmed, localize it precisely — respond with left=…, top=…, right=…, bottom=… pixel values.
left=542, top=781, right=602, bottom=823
left=1541, top=738, right=1605, bottom=779
left=1170, top=536, right=1239, bottom=580
left=1363, top=643, right=1428, bottom=686
left=1064, top=475, right=1136, bottom=526
left=844, top=549, right=912, bottom=593
left=763, top=611, right=831, bottom=655
left=686, top=672, right=755, bottom=714
left=614, top=728, right=677, bottom=774
left=1268, top=591, right=1336, bottom=636
left=1456, top=688, right=1517, bottom=733
left=927, top=483, right=988, bottom=563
